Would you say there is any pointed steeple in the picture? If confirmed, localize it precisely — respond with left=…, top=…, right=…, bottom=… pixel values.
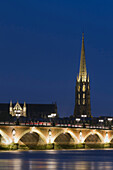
left=10, top=100, right=12, bottom=107
left=88, top=74, right=89, bottom=82
left=9, top=100, right=13, bottom=115
left=79, top=33, right=87, bottom=82
left=23, top=101, right=26, bottom=117
left=24, top=101, right=26, bottom=107
left=74, top=33, right=91, bottom=117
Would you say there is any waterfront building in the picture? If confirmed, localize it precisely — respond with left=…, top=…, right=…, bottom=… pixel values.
left=74, top=33, right=91, bottom=117
left=0, top=102, right=57, bottom=121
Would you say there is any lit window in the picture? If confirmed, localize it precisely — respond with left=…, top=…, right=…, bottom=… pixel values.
left=78, top=94, right=80, bottom=99
left=78, top=86, right=80, bottom=92
left=82, top=85, right=85, bottom=92
left=83, top=99, right=85, bottom=105
left=78, top=100, right=80, bottom=105
left=83, top=94, right=85, bottom=98
left=76, top=118, right=80, bottom=122
left=99, top=120, right=104, bottom=123
left=81, top=115, right=87, bottom=117
left=108, top=118, right=112, bottom=121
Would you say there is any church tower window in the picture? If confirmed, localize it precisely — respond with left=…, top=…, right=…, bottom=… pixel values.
left=78, top=94, right=80, bottom=99
left=82, top=85, right=85, bottom=92
left=83, top=99, right=85, bottom=105
left=78, top=86, right=80, bottom=92
left=83, top=94, right=85, bottom=99
left=78, top=100, right=80, bottom=105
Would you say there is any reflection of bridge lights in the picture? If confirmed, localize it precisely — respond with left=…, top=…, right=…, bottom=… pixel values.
left=13, top=159, right=22, bottom=170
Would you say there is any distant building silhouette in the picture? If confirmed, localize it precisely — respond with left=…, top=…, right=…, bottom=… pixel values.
left=0, top=102, right=57, bottom=121
left=74, top=33, right=91, bottom=117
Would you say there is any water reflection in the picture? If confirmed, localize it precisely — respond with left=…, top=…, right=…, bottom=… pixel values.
left=0, top=150, right=113, bottom=169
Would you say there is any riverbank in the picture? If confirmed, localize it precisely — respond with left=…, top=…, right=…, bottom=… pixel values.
left=0, top=143, right=113, bottom=150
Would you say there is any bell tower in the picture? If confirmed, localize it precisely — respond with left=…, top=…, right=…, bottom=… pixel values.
left=74, top=33, right=91, bottom=117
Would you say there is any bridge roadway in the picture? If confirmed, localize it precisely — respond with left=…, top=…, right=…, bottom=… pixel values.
left=0, top=124, right=113, bottom=147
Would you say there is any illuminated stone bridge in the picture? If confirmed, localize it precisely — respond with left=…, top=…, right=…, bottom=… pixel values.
left=1, top=125, right=113, bottom=149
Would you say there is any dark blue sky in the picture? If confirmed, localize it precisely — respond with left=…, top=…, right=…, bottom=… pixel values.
left=0, top=0, right=113, bottom=117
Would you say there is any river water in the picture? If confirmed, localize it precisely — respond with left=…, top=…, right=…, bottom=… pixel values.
left=0, top=149, right=113, bottom=170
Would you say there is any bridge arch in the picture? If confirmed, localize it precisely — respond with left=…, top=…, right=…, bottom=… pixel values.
left=15, top=128, right=47, bottom=144
left=109, top=136, right=113, bottom=143
left=0, top=129, right=12, bottom=144
left=83, top=131, right=104, bottom=143
left=52, top=129, right=79, bottom=143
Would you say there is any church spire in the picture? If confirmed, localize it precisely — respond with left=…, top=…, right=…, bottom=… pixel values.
left=79, top=33, right=87, bottom=82
left=74, top=33, right=91, bottom=117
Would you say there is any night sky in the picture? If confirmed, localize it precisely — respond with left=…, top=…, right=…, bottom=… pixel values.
left=0, top=0, right=113, bottom=117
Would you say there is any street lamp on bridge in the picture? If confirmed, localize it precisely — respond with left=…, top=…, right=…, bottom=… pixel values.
left=12, top=128, right=16, bottom=143
left=48, top=129, right=52, bottom=143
